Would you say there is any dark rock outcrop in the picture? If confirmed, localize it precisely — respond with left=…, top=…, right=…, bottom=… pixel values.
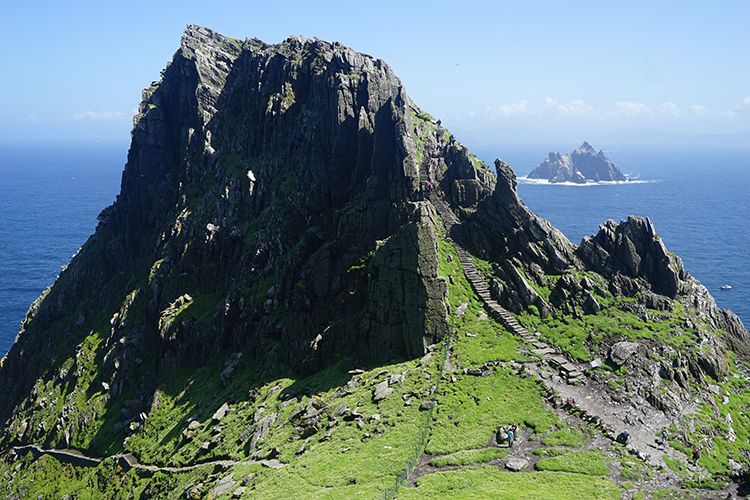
left=577, top=216, right=683, bottom=297
left=0, top=26, right=747, bottom=472
left=0, top=26, right=449, bottom=422
left=527, top=141, right=627, bottom=183
left=462, top=159, right=577, bottom=275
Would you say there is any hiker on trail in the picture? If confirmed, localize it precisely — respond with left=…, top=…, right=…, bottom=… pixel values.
left=449, top=135, right=455, bottom=145
left=616, top=431, right=630, bottom=444
left=436, top=119, right=442, bottom=127
left=692, top=448, right=701, bottom=464
left=661, top=428, right=669, bottom=445
left=507, top=428, right=515, bottom=447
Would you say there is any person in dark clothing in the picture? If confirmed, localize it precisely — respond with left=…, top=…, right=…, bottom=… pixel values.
left=692, top=448, right=701, bottom=464
left=616, top=431, right=630, bottom=444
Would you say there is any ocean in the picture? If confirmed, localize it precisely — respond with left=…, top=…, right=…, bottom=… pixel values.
left=0, top=142, right=747, bottom=358
left=0, top=142, right=126, bottom=358
left=470, top=142, right=749, bottom=328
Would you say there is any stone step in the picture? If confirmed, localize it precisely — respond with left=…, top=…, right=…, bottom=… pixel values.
left=532, top=347, right=556, bottom=356
left=559, top=363, right=578, bottom=374
left=548, top=356, right=568, bottom=368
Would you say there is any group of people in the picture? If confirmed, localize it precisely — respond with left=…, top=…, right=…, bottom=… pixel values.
left=497, top=423, right=519, bottom=448
left=617, top=427, right=702, bottom=465
left=496, top=421, right=702, bottom=467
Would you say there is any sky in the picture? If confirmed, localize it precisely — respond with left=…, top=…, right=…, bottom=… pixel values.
left=1, top=0, right=749, bottom=145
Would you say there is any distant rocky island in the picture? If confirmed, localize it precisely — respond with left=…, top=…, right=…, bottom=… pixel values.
left=527, top=141, right=628, bottom=183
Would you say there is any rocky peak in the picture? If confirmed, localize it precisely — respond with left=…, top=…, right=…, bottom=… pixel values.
left=2, top=29, right=749, bottom=490
left=577, top=216, right=683, bottom=297
left=2, top=25, right=457, bottom=403
left=527, top=142, right=627, bottom=183
left=459, top=158, right=578, bottom=276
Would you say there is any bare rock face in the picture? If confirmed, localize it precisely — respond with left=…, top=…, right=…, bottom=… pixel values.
left=360, top=203, right=448, bottom=362
left=527, top=142, right=627, bottom=183
left=609, top=342, right=641, bottom=367
left=578, top=216, right=684, bottom=297
left=461, top=159, right=577, bottom=275
left=0, top=25, right=448, bottom=422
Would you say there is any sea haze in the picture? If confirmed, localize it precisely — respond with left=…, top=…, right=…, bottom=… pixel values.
left=0, top=143, right=125, bottom=357
left=470, top=142, right=750, bottom=326
left=0, top=142, right=747, bottom=358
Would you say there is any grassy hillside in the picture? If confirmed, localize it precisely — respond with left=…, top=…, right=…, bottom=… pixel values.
left=1, top=237, right=742, bottom=499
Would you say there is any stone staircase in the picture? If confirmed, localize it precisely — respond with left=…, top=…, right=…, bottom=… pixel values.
left=419, top=159, right=584, bottom=384
left=416, top=156, right=710, bottom=476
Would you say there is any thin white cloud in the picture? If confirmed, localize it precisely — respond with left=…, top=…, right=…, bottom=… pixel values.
left=485, top=100, right=532, bottom=118
left=690, top=105, right=709, bottom=118
left=486, top=98, right=594, bottom=120
left=736, top=98, right=750, bottom=116
left=25, top=115, right=39, bottom=122
left=542, top=97, right=559, bottom=109
left=656, top=102, right=683, bottom=119
left=607, top=101, right=654, bottom=118
left=482, top=98, right=747, bottom=125
left=74, top=109, right=129, bottom=121
left=554, top=99, right=595, bottom=117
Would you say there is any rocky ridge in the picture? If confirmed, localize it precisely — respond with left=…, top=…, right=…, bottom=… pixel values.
left=1, top=25, right=749, bottom=499
left=527, top=141, right=628, bottom=183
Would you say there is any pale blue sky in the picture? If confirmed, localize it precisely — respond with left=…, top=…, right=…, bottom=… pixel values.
left=1, top=0, right=748, bottom=144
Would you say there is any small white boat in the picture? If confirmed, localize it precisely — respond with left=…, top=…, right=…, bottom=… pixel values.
left=720, top=285, right=732, bottom=290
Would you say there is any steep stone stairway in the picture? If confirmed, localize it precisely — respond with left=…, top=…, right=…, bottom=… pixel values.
left=419, top=161, right=584, bottom=383
left=417, top=157, right=707, bottom=476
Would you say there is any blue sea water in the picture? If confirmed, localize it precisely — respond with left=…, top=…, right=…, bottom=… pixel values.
left=0, top=143, right=126, bottom=358
left=470, top=142, right=749, bottom=327
left=0, top=142, right=747, bottom=358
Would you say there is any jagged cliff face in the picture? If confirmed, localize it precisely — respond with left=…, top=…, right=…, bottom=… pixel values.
left=0, top=26, right=748, bottom=476
left=0, top=26, right=453, bottom=421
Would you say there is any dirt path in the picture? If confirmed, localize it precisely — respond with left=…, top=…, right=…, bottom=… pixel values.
left=410, top=165, right=747, bottom=497
left=10, top=443, right=285, bottom=475
left=422, top=177, right=705, bottom=474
